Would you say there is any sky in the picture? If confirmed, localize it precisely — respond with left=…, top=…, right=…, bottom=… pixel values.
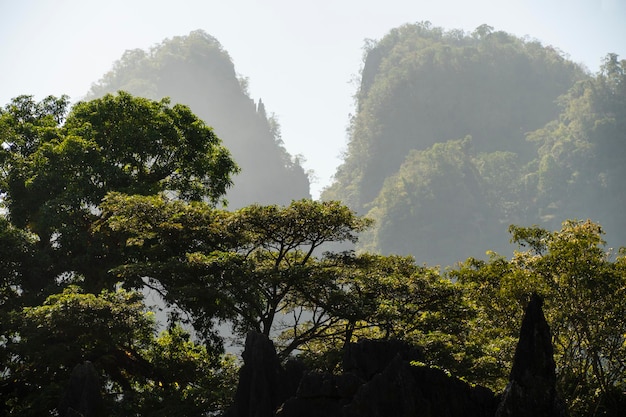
left=1, top=0, right=624, bottom=198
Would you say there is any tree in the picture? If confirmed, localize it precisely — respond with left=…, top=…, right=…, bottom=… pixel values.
left=97, top=192, right=473, bottom=371
left=221, top=200, right=372, bottom=339
left=96, top=194, right=374, bottom=357
left=295, top=252, right=472, bottom=372
left=452, top=220, right=626, bottom=415
left=0, top=92, right=239, bottom=415
left=0, top=92, right=238, bottom=294
left=0, top=216, right=40, bottom=308
left=94, top=192, right=238, bottom=349
left=1, top=286, right=236, bottom=416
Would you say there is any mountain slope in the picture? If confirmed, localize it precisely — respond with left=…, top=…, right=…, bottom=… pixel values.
left=324, top=23, right=585, bottom=213
left=88, top=30, right=310, bottom=208
left=322, top=23, right=626, bottom=266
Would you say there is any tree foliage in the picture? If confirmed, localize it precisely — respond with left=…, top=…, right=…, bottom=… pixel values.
left=0, top=93, right=239, bottom=415
left=0, top=92, right=238, bottom=294
left=452, top=220, right=626, bottom=415
left=295, top=252, right=472, bottom=372
left=96, top=194, right=375, bottom=357
left=95, top=191, right=478, bottom=377
left=1, top=286, right=236, bottom=416
left=1, top=24, right=625, bottom=417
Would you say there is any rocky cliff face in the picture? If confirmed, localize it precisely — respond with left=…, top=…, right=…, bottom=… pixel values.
left=223, top=332, right=304, bottom=417
left=224, top=295, right=567, bottom=417
left=225, top=337, right=497, bottom=417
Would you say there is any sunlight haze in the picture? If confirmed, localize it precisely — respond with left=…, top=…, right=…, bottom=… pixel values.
left=1, top=0, right=624, bottom=198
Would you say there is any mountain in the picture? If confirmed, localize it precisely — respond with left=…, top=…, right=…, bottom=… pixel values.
left=87, top=30, right=310, bottom=208
left=527, top=53, right=626, bottom=247
left=323, top=23, right=625, bottom=266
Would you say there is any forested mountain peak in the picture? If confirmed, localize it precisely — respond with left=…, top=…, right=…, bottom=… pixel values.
left=87, top=30, right=310, bottom=208
left=322, top=22, right=624, bottom=268
left=324, top=22, right=586, bottom=212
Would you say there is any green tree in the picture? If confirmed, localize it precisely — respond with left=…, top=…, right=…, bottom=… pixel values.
left=97, top=190, right=474, bottom=373
left=0, top=93, right=239, bottom=415
left=0, top=216, right=40, bottom=308
left=96, top=194, right=374, bottom=357
left=295, top=252, right=472, bottom=372
left=94, top=192, right=238, bottom=349
left=138, top=326, right=238, bottom=416
left=452, top=220, right=626, bottom=415
left=0, top=92, right=238, bottom=293
left=222, top=200, right=372, bottom=341
left=1, top=286, right=235, bottom=416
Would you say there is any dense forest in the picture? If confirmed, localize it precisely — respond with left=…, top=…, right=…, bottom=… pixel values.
left=1, top=24, right=625, bottom=417
left=323, top=22, right=625, bottom=267
left=88, top=30, right=310, bottom=208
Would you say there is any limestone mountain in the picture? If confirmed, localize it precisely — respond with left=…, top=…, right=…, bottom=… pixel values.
left=324, top=23, right=584, bottom=212
left=323, top=23, right=626, bottom=267
left=88, top=30, right=310, bottom=208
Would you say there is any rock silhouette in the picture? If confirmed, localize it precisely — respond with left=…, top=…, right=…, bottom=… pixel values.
left=224, top=295, right=566, bottom=417
left=495, top=294, right=568, bottom=417
left=58, top=361, right=103, bottom=417
left=224, top=332, right=301, bottom=417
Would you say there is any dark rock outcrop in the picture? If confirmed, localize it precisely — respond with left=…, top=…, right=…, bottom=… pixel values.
left=276, top=372, right=357, bottom=417
left=228, top=336, right=497, bottom=417
left=225, top=332, right=301, bottom=417
left=346, top=355, right=497, bottom=417
left=276, top=352, right=498, bottom=417
left=276, top=339, right=426, bottom=416
left=58, top=361, right=103, bottom=417
left=495, top=294, right=568, bottom=417
left=343, top=338, right=423, bottom=380
left=226, top=295, right=566, bottom=417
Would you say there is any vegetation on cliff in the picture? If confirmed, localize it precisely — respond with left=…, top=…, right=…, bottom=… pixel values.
left=323, top=23, right=625, bottom=270
left=88, top=30, right=311, bottom=208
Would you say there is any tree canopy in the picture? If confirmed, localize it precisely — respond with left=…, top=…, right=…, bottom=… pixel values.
left=451, top=220, right=626, bottom=415
left=2, top=286, right=236, bottom=416
left=0, top=92, right=240, bottom=415
left=96, top=194, right=375, bottom=357
left=0, top=92, right=238, bottom=295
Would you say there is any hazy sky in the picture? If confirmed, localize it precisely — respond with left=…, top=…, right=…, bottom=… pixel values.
left=1, top=0, right=624, bottom=198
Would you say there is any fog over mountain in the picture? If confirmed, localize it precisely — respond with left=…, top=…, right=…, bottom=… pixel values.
left=2, top=1, right=624, bottom=199
left=2, top=4, right=626, bottom=415
left=323, top=23, right=625, bottom=267
left=86, top=30, right=310, bottom=209
left=71, top=21, right=626, bottom=268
